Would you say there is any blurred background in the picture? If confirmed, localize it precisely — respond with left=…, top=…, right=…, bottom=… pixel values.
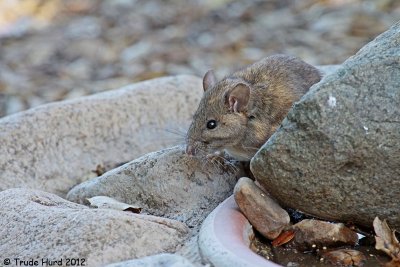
left=0, top=0, right=398, bottom=118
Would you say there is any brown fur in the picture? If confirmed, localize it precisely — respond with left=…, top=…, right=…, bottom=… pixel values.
left=186, top=54, right=321, bottom=161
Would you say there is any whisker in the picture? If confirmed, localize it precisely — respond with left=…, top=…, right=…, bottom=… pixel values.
left=162, top=138, right=186, bottom=145
left=163, top=128, right=187, bottom=138
left=141, top=126, right=187, bottom=143
left=206, top=156, right=225, bottom=171
left=158, top=136, right=185, bottom=141
left=176, top=125, right=189, bottom=134
left=168, top=141, right=186, bottom=147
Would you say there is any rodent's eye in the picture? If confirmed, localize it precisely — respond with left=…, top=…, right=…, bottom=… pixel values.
left=206, top=120, right=217, bottom=129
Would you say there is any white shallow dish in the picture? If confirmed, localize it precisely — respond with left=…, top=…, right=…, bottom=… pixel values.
left=199, top=195, right=281, bottom=267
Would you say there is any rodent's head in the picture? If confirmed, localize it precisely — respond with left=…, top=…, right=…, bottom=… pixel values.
left=186, top=70, right=251, bottom=159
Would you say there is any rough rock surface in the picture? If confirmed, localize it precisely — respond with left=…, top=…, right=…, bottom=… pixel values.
left=0, top=75, right=202, bottom=196
left=234, top=177, right=290, bottom=239
left=251, top=21, right=400, bottom=229
left=67, top=145, right=244, bottom=227
left=322, top=249, right=366, bottom=267
left=0, top=188, right=188, bottom=267
left=104, top=254, right=196, bottom=267
left=291, top=219, right=358, bottom=251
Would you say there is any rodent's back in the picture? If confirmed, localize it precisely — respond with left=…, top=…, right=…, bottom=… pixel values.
left=229, top=54, right=321, bottom=133
left=230, top=54, right=320, bottom=97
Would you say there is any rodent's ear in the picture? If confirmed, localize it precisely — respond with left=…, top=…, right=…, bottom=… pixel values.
left=228, top=83, right=250, bottom=113
left=203, top=70, right=217, bottom=92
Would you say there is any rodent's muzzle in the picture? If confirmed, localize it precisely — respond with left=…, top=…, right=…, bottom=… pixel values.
left=185, top=144, right=196, bottom=156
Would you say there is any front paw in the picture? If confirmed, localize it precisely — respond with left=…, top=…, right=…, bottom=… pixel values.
left=205, top=151, right=238, bottom=173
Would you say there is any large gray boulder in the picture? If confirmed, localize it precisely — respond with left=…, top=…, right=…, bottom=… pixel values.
left=67, top=145, right=244, bottom=227
left=251, top=21, right=400, bottom=229
left=0, top=188, right=188, bottom=267
left=0, top=75, right=202, bottom=196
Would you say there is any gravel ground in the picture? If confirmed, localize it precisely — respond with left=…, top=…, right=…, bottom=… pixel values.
left=0, top=0, right=399, bottom=117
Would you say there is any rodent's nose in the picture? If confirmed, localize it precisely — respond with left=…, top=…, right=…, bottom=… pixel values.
left=185, top=145, right=196, bottom=156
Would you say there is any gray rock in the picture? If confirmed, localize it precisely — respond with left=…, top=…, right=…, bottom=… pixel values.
left=104, top=253, right=196, bottom=267
left=67, top=145, right=244, bottom=227
left=251, top=22, right=400, bottom=229
left=0, top=75, right=202, bottom=196
left=0, top=188, right=188, bottom=267
left=291, top=219, right=358, bottom=251
left=234, top=177, right=290, bottom=239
